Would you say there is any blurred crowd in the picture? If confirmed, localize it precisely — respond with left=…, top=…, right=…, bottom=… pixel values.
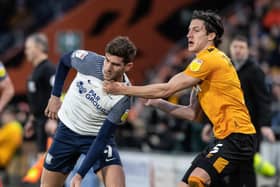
left=0, top=0, right=82, bottom=55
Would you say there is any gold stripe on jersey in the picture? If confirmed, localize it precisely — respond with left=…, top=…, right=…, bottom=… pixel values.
left=213, top=157, right=229, bottom=173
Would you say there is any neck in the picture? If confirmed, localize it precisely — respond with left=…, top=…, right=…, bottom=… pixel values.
left=234, top=59, right=246, bottom=70
left=116, top=74, right=125, bottom=82
left=196, top=44, right=215, bottom=55
left=32, top=54, right=48, bottom=67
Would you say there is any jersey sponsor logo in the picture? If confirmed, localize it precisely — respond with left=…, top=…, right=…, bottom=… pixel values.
left=85, top=89, right=108, bottom=113
left=76, top=80, right=108, bottom=113
left=189, top=58, right=203, bottom=72
left=76, top=81, right=87, bottom=94
left=72, top=50, right=88, bottom=60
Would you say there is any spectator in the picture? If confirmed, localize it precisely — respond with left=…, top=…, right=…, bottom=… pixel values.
left=0, top=105, right=23, bottom=185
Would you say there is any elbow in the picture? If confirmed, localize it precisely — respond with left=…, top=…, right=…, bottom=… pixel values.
left=162, top=92, right=172, bottom=99
left=160, top=88, right=174, bottom=99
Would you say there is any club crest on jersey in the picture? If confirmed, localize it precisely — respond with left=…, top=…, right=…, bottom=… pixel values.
left=189, top=58, right=203, bottom=72
left=76, top=81, right=87, bottom=94
left=73, top=50, right=88, bottom=60
left=120, top=109, right=129, bottom=123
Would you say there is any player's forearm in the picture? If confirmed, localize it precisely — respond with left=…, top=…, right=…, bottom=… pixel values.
left=152, top=99, right=195, bottom=121
left=122, top=83, right=173, bottom=99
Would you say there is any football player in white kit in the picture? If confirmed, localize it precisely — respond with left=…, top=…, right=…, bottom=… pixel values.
left=42, top=36, right=137, bottom=187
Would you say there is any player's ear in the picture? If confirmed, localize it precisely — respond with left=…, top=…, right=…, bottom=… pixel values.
left=208, top=32, right=216, bottom=42
left=124, top=62, right=133, bottom=72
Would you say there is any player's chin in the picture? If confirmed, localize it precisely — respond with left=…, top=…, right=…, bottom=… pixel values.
left=187, top=46, right=195, bottom=52
left=103, top=75, right=111, bottom=81
left=104, top=77, right=114, bottom=82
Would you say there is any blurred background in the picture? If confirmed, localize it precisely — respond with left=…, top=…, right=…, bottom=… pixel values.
left=0, top=0, right=279, bottom=186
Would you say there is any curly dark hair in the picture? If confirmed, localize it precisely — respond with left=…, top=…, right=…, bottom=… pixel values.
left=105, top=36, right=137, bottom=64
left=191, top=10, right=224, bottom=46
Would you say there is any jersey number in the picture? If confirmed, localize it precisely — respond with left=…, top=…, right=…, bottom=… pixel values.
left=209, top=143, right=223, bottom=154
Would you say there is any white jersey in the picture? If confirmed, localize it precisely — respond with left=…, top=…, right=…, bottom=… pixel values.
left=58, top=50, right=131, bottom=136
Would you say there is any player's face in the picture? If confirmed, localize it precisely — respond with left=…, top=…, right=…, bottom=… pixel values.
left=24, top=38, right=40, bottom=63
left=103, top=53, right=132, bottom=81
left=187, top=19, right=214, bottom=53
left=230, top=40, right=249, bottom=63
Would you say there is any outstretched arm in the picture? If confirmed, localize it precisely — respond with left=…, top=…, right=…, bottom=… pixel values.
left=146, top=99, right=196, bottom=120
left=104, top=72, right=200, bottom=99
left=145, top=87, right=200, bottom=121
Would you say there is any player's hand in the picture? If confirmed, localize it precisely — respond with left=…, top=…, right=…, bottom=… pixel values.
left=70, top=174, right=82, bottom=187
left=103, top=80, right=125, bottom=95
left=44, top=95, right=62, bottom=120
left=45, top=119, right=58, bottom=135
left=261, top=126, right=276, bottom=143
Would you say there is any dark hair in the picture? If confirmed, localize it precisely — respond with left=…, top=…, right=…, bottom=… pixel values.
left=3, top=105, right=18, bottom=115
left=27, top=33, right=49, bottom=53
left=191, top=10, right=224, bottom=46
left=105, top=36, right=137, bottom=64
left=231, top=35, right=249, bottom=45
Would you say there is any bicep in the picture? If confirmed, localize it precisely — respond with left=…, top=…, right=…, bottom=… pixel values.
left=167, top=72, right=201, bottom=93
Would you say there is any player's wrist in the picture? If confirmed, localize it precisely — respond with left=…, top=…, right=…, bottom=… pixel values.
left=51, top=94, right=61, bottom=100
left=76, top=170, right=85, bottom=179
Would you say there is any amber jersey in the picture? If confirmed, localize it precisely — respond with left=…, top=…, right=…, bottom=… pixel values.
left=184, top=46, right=256, bottom=139
left=0, top=121, right=23, bottom=166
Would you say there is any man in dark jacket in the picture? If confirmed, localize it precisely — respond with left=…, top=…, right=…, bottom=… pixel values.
left=22, top=33, right=56, bottom=183
left=227, top=35, right=275, bottom=187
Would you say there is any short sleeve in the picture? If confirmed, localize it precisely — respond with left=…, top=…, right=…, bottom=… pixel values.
left=184, top=57, right=216, bottom=80
left=107, top=96, right=131, bottom=124
left=70, top=50, right=104, bottom=79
